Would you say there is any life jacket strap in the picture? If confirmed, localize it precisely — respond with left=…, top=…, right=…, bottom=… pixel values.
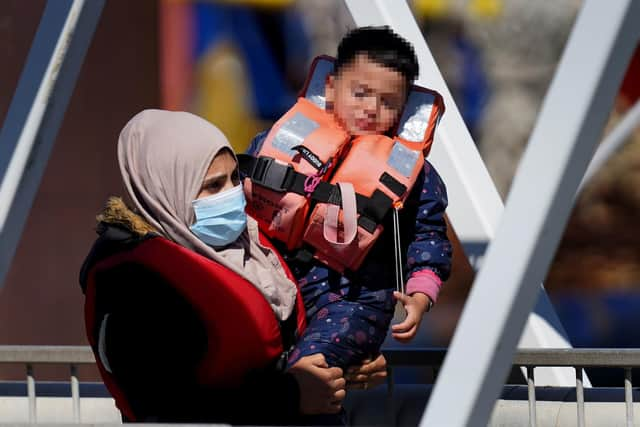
left=240, top=154, right=401, bottom=234
left=324, top=182, right=358, bottom=245
left=310, top=184, right=396, bottom=233
left=274, top=305, right=300, bottom=372
left=239, top=154, right=299, bottom=193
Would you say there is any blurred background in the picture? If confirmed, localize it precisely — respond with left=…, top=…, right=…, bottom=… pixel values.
left=0, top=0, right=639, bottom=384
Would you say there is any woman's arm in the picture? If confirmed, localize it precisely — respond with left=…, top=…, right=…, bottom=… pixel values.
left=345, top=353, right=388, bottom=390
left=101, top=264, right=342, bottom=423
left=288, top=354, right=346, bottom=414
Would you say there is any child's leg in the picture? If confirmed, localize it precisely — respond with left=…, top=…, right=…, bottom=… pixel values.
left=287, top=295, right=393, bottom=427
left=287, top=286, right=395, bottom=369
left=287, top=270, right=395, bottom=426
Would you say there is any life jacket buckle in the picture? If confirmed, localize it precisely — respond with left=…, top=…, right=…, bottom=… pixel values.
left=275, top=348, right=291, bottom=372
left=303, top=174, right=322, bottom=196
left=250, top=156, right=295, bottom=192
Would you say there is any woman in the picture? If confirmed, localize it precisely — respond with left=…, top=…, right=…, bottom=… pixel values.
left=80, top=110, right=384, bottom=424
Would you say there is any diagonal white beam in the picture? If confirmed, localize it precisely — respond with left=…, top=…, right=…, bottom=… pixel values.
left=578, top=98, right=640, bottom=193
left=0, top=0, right=104, bottom=289
left=421, top=1, right=640, bottom=425
left=345, top=0, right=579, bottom=386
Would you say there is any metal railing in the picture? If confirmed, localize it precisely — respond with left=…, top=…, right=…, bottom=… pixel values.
left=1, top=345, right=639, bottom=426
left=384, top=348, right=640, bottom=427
left=0, top=345, right=96, bottom=423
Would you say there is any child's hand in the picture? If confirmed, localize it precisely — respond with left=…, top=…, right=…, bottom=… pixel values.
left=391, top=291, right=431, bottom=342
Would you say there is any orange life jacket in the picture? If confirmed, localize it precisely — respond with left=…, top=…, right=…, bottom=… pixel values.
left=83, top=233, right=306, bottom=421
left=240, top=56, right=444, bottom=273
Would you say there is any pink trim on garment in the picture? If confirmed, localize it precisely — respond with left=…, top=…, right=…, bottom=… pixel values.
left=406, top=269, right=442, bottom=303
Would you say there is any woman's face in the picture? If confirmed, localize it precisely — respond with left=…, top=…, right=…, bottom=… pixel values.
left=196, top=149, right=240, bottom=199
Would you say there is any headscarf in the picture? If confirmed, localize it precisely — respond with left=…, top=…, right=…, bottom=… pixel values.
left=117, top=109, right=297, bottom=320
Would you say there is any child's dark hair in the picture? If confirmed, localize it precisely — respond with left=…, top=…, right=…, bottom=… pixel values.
left=335, top=26, right=419, bottom=88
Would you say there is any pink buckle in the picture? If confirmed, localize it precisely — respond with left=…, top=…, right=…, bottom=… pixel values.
left=304, top=174, right=322, bottom=196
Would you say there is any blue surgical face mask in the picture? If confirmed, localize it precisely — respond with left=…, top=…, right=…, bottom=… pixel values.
left=190, top=184, right=247, bottom=247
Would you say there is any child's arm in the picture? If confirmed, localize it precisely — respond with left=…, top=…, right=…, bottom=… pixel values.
left=392, top=160, right=453, bottom=342
left=406, top=160, right=452, bottom=302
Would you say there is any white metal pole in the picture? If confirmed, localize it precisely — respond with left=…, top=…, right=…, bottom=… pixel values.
left=421, top=1, right=639, bottom=426
left=0, top=0, right=104, bottom=289
left=344, top=0, right=579, bottom=386
left=578, top=99, right=640, bottom=193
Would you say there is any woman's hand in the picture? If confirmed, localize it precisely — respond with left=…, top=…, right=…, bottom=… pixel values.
left=288, top=354, right=346, bottom=414
left=391, top=291, right=430, bottom=342
left=345, top=353, right=388, bottom=390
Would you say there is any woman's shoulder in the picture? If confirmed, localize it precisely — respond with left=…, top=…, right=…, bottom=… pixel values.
left=79, top=197, right=159, bottom=292
left=96, top=197, right=157, bottom=237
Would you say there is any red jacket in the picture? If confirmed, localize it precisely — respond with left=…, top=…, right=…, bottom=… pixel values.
left=80, top=203, right=306, bottom=424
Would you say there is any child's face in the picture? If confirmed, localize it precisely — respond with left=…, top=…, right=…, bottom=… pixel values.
left=325, top=54, right=407, bottom=136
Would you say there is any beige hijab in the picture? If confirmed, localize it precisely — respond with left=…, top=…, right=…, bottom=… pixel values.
left=117, top=109, right=297, bottom=320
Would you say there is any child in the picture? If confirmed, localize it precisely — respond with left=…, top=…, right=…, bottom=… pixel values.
left=246, top=26, right=452, bottom=375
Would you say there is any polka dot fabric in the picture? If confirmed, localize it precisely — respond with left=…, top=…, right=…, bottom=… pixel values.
left=286, top=265, right=395, bottom=368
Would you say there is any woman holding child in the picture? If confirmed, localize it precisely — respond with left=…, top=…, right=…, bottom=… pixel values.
left=79, top=109, right=385, bottom=424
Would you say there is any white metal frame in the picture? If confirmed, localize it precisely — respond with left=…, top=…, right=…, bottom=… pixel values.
left=418, top=0, right=640, bottom=425
left=579, top=99, right=640, bottom=193
left=0, top=0, right=104, bottom=288
left=1, top=2, right=638, bottom=424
